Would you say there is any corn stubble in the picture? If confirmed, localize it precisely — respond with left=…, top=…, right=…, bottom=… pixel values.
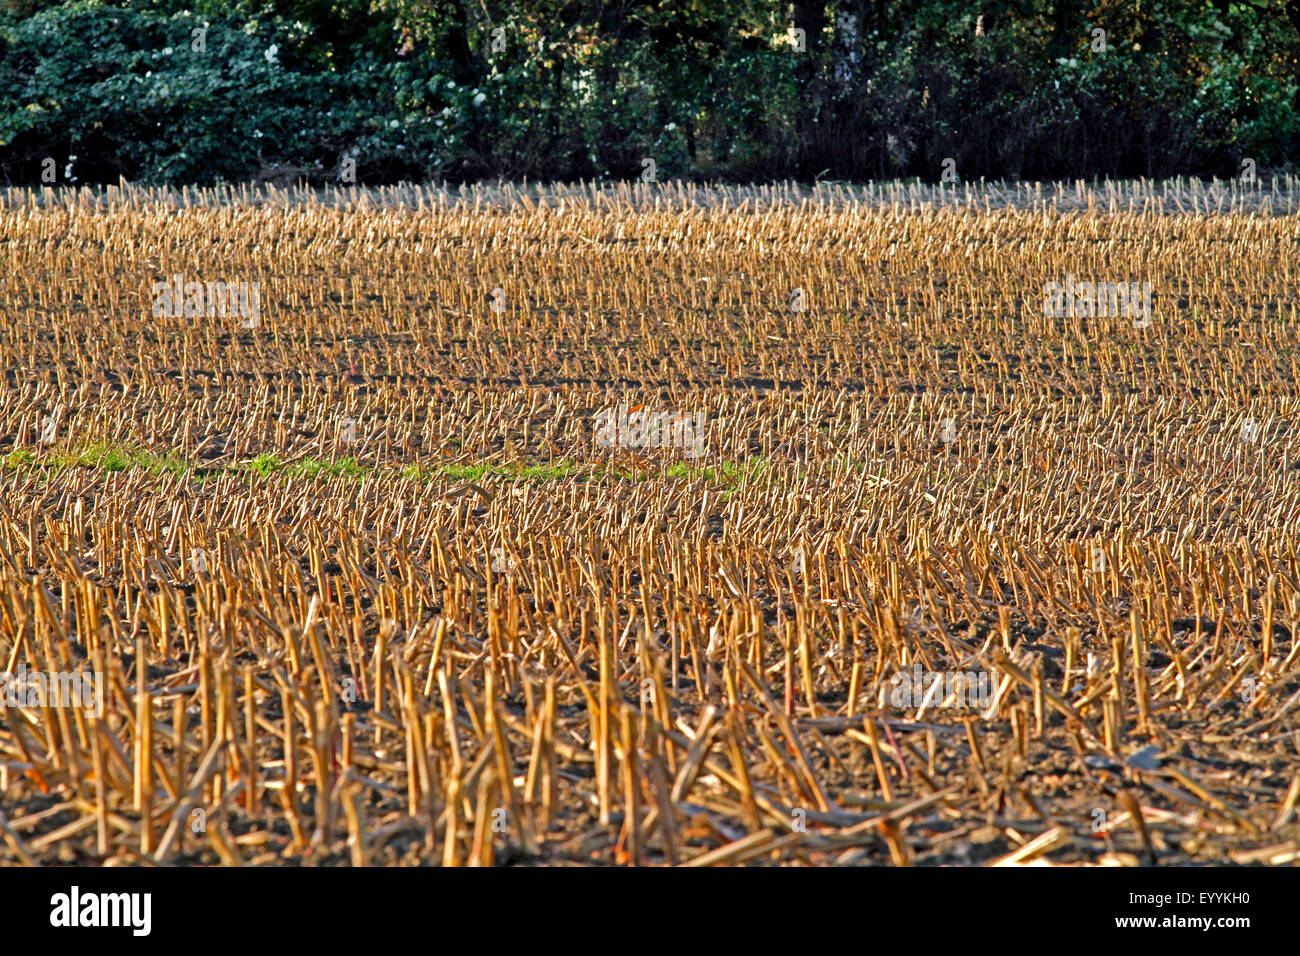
left=0, top=180, right=1299, bottom=866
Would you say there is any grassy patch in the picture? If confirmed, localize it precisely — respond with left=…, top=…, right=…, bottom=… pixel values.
left=247, top=452, right=283, bottom=477
left=290, top=456, right=367, bottom=479
left=3, top=444, right=195, bottom=476
left=441, top=460, right=580, bottom=481
left=0, top=445, right=765, bottom=487
left=665, top=456, right=765, bottom=485
left=133, top=448, right=191, bottom=476
left=67, top=443, right=132, bottom=472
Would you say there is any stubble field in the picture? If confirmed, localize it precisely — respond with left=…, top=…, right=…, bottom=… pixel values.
left=0, top=179, right=1298, bottom=866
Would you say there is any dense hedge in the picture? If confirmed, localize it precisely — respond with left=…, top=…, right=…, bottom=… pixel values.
left=1, top=0, right=1296, bottom=185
